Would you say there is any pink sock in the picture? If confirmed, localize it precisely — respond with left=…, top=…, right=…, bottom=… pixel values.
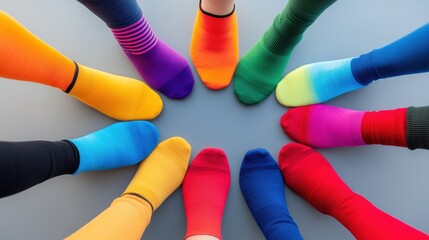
left=182, top=148, right=231, bottom=239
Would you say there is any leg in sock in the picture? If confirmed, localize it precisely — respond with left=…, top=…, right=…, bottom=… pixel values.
left=280, top=104, right=415, bottom=148
left=233, top=0, right=337, bottom=105
left=0, top=11, right=162, bottom=120
left=0, top=140, right=78, bottom=198
left=67, top=137, right=191, bottom=239
left=77, top=0, right=194, bottom=99
left=277, top=23, right=429, bottom=107
left=70, top=121, right=159, bottom=173
left=190, top=0, right=238, bottom=90
left=239, top=148, right=303, bottom=240
left=279, top=143, right=429, bottom=240
left=183, top=148, right=230, bottom=239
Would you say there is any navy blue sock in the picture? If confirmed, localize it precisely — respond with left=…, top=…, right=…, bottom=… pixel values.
left=77, top=0, right=142, bottom=28
left=71, top=121, right=159, bottom=173
left=239, top=148, right=303, bottom=240
left=351, top=23, right=429, bottom=85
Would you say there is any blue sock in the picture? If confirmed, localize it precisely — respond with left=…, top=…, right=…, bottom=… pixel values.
left=70, top=121, right=159, bottom=173
left=239, top=148, right=303, bottom=240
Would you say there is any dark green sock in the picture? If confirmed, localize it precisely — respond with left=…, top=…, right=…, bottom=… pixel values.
left=233, top=0, right=337, bottom=105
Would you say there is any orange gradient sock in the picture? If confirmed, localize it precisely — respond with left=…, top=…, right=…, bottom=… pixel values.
left=190, top=3, right=238, bottom=90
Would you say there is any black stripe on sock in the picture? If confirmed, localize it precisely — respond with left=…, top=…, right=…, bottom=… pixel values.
left=65, top=61, right=79, bottom=93
left=62, top=140, right=80, bottom=174
left=123, top=193, right=154, bottom=212
left=199, top=0, right=235, bottom=18
left=406, top=106, right=429, bottom=150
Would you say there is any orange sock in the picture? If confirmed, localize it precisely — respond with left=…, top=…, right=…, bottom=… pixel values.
left=0, top=11, right=162, bottom=120
left=190, top=3, right=238, bottom=90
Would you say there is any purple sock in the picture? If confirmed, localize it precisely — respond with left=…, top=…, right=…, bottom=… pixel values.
left=112, top=16, right=194, bottom=99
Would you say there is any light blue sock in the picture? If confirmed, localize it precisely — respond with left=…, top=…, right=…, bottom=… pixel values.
left=71, top=121, right=159, bottom=173
left=239, top=148, right=303, bottom=240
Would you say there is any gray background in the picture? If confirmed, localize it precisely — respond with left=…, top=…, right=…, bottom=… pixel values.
left=0, top=0, right=428, bottom=239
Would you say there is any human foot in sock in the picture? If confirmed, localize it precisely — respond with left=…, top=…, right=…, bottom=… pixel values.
left=183, top=148, right=231, bottom=240
left=232, top=0, right=337, bottom=105
left=281, top=104, right=429, bottom=149
left=67, top=137, right=191, bottom=239
left=190, top=0, right=238, bottom=90
left=276, top=23, right=429, bottom=107
left=77, top=0, right=194, bottom=99
left=0, top=11, right=163, bottom=120
left=279, top=143, right=429, bottom=240
left=239, top=148, right=303, bottom=240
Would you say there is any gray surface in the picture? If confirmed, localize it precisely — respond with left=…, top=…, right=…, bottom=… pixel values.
left=0, top=0, right=428, bottom=239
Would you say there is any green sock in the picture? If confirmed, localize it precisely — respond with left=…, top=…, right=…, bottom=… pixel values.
left=233, top=0, right=337, bottom=105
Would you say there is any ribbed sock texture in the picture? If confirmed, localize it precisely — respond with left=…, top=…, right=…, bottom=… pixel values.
left=70, top=121, right=159, bottom=173
left=279, top=143, right=429, bottom=240
left=406, top=106, right=429, bottom=150
left=233, top=0, right=337, bottom=105
left=123, top=137, right=191, bottom=211
left=190, top=5, right=238, bottom=90
left=276, top=58, right=364, bottom=107
left=78, top=0, right=194, bottom=99
left=183, top=148, right=231, bottom=239
left=361, top=108, right=407, bottom=147
left=281, top=105, right=365, bottom=148
left=239, top=148, right=303, bottom=240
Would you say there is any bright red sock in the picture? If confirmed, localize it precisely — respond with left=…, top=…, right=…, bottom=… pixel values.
left=279, top=143, right=428, bottom=240
left=361, top=108, right=407, bottom=147
left=183, top=148, right=231, bottom=239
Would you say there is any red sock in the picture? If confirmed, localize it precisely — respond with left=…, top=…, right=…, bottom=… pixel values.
left=361, top=108, right=407, bottom=147
left=183, top=148, right=231, bottom=239
left=279, top=143, right=428, bottom=240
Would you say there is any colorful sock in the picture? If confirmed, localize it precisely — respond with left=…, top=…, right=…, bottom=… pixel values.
left=280, top=104, right=429, bottom=149
left=70, top=121, right=159, bottom=174
left=123, top=137, right=191, bottom=211
left=239, top=148, right=303, bottom=240
left=77, top=0, right=194, bottom=99
left=279, top=143, right=429, bottom=240
left=183, top=148, right=231, bottom=239
left=276, top=23, right=429, bottom=107
left=0, top=11, right=162, bottom=120
left=190, top=1, right=238, bottom=90
left=232, top=0, right=337, bottom=105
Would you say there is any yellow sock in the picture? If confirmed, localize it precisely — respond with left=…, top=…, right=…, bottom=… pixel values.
left=190, top=5, right=238, bottom=90
left=69, top=64, right=163, bottom=121
left=123, top=137, right=191, bottom=211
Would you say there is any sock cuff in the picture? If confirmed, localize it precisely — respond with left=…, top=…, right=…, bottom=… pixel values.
left=361, top=108, right=407, bottom=147
left=122, top=192, right=154, bottom=212
left=64, top=61, right=79, bottom=93
left=406, top=106, right=429, bottom=150
left=199, top=0, right=235, bottom=18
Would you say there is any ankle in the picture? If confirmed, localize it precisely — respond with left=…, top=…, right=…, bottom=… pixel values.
left=200, top=0, right=234, bottom=16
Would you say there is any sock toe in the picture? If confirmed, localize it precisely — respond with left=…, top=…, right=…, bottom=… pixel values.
left=278, top=142, right=316, bottom=174
left=240, top=148, right=273, bottom=169
left=233, top=72, right=271, bottom=105
left=160, top=64, right=194, bottom=99
left=198, top=65, right=235, bottom=90
left=192, top=148, right=229, bottom=172
left=280, top=106, right=312, bottom=144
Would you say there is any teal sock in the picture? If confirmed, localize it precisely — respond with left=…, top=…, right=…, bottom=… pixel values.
left=71, top=121, right=159, bottom=173
left=233, top=0, right=337, bottom=105
left=276, top=58, right=364, bottom=106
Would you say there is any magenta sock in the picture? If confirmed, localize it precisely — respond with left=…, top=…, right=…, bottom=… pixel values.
left=112, top=16, right=194, bottom=99
left=281, top=105, right=365, bottom=148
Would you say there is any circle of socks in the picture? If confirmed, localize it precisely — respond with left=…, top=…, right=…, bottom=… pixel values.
left=281, top=104, right=429, bottom=149
left=183, top=148, right=231, bottom=240
left=276, top=23, right=429, bottom=107
left=279, top=143, right=429, bottom=240
left=190, top=1, right=239, bottom=90
left=239, top=148, right=303, bottom=240
left=0, top=11, right=163, bottom=120
left=77, top=0, right=194, bottom=99
left=67, top=137, right=191, bottom=239
left=232, top=0, right=337, bottom=105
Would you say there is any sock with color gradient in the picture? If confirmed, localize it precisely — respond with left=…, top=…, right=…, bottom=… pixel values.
left=71, top=121, right=159, bottom=173
left=183, top=148, right=231, bottom=239
left=77, top=0, right=194, bottom=99
left=123, top=137, right=191, bottom=211
left=276, top=23, right=429, bottom=107
left=279, top=143, right=429, bottom=240
left=233, top=0, right=337, bottom=105
left=239, top=148, right=303, bottom=240
left=0, top=11, right=162, bottom=120
left=190, top=2, right=238, bottom=90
